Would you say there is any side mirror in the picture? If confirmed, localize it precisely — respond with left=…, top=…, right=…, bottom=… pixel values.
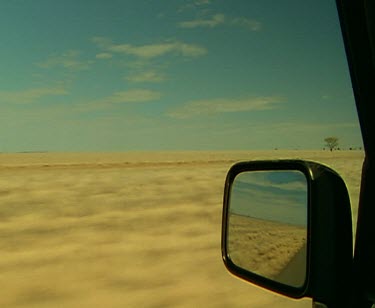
left=221, top=160, right=353, bottom=307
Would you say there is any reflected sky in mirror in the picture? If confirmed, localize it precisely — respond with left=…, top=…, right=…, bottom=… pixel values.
left=230, top=170, right=307, bottom=227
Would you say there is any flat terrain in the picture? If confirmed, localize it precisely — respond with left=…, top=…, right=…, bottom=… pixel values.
left=0, top=150, right=364, bottom=307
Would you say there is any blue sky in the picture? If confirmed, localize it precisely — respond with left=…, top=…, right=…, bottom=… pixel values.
left=0, top=0, right=363, bottom=152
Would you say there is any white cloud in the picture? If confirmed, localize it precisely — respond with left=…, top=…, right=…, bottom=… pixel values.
left=126, top=71, right=166, bottom=83
left=107, top=89, right=162, bottom=103
left=178, top=14, right=225, bottom=28
left=231, top=17, right=262, bottom=31
left=178, top=0, right=211, bottom=12
left=109, top=41, right=207, bottom=59
left=167, top=96, right=282, bottom=118
left=91, top=36, right=113, bottom=48
left=91, top=89, right=162, bottom=107
left=37, top=50, right=93, bottom=70
left=71, top=89, right=162, bottom=113
left=92, top=37, right=207, bottom=59
left=96, top=52, right=113, bottom=59
left=195, top=0, right=210, bottom=5
left=179, top=14, right=261, bottom=31
left=0, top=87, right=68, bottom=104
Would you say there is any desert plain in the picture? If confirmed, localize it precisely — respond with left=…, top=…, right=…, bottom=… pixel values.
left=0, top=150, right=364, bottom=307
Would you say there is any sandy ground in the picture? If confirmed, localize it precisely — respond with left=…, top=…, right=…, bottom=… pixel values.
left=0, top=150, right=364, bottom=307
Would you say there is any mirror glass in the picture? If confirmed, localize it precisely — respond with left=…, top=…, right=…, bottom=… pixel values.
left=227, top=170, right=308, bottom=288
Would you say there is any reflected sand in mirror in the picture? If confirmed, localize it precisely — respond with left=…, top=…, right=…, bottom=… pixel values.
left=228, top=214, right=307, bottom=286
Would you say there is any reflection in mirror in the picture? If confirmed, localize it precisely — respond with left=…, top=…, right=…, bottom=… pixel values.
left=227, top=170, right=308, bottom=288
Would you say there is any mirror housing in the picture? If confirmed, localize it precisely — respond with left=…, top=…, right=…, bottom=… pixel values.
left=221, top=160, right=353, bottom=306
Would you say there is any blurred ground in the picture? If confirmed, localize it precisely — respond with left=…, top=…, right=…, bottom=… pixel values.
left=0, top=150, right=363, bottom=307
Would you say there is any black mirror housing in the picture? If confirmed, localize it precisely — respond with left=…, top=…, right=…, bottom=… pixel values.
left=221, top=160, right=353, bottom=307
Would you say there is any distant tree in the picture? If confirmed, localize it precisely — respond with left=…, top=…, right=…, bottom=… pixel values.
left=324, top=137, right=339, bottom=151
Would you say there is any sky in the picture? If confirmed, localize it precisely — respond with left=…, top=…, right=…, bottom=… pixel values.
left=0, top=0, right=363, bottom=152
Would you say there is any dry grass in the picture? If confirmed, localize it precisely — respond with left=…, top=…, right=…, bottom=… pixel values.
left=0, top=150, right=364, bottom=307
